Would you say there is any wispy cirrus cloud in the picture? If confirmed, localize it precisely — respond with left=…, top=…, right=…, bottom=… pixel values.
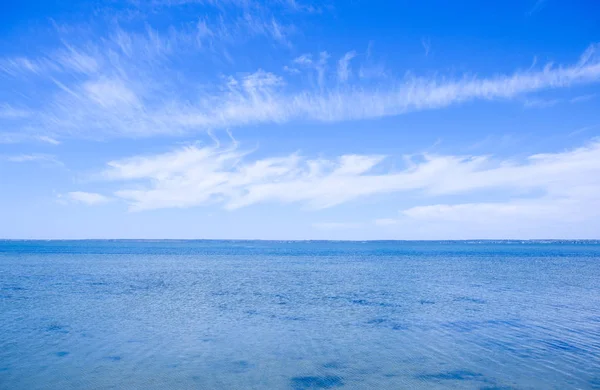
left=0, top=0, right=296, bottom=79
left=523, top=97, right=561, bottom=108
left=0, top=133, right=61, bottom=145
left=2, top=36, right=600, bottom=142
left=0, top=104, right=30, bottom=119
left=293, top=51, right=330, bottom=87
left=528, top=0, right=547, bottom=15
left=67, top=191, right=112, bottom=205
left=0, top=46, right=100, bottom=77
left=337, top=50, right=356, bottom=82
left=421, top=37, right=431, bottom=56
left=156, top=43, right=600, bottom=131
left=570, top=93, right=596, bottom=103
left=143, top=0, right=320, bottom=13
left=523, top=92, right=597, bottom=108
left=3, top=154, right=63, bottom=166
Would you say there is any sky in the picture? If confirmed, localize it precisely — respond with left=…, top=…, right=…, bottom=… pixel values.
left=1, top=0, right=600, bottom=240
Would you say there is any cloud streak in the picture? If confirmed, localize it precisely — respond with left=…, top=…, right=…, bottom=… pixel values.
left=388, top=190, right=600, bottom=239
left=421, top=37, right=431, bottom=56
left=337, top=50, right=356, bottom=82
left=0, top=104, right=30, bottom=119
left=68, top=137, right=600, bottom=221
left=67, top=192, right=112, bottom=205
left=3, top=154, right=63, bottom=166
left=0, top=133, right=61, bottom=145
left=528, top=0, right=547, bottom=15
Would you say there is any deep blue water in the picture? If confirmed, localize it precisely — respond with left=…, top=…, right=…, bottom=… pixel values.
left=1, top=240, right=600, bottom=389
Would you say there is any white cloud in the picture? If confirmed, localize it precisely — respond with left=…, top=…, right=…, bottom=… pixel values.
left=69, top=137, right=600, bottom=220
left=0, top=6, right=293, bottom=79
left=242, top=14, right=291, bottom=45
left=523, top=93, right=597, bottom=108
left=241, top=69, right=284, bottom=90
left=83, top=78, right=140, bottom=108
left=0, top=133, right=61, bottom=145
left=283, top=65, right=300, bottom=74
left=337, top=50, right=356, bottom=82
left=5, top=42, right=600, bottom=140
left=0, top=57, right=43, bottom=76
left=358, top=63, right=387, bottom=80
left=421, top=37, right=431, bottom=56
left=293, top=53, right=313, bottom=65
left=402, top=196, right=599, bottom=223
left=3, top=154, right=63, bottom=165
left=528, top=0, right=547, bottom=15
left=0, top=104, right=30, bottom=119
left=35, top=136, right=61, bottom=145
left=523, top=97, right=560, bottom=108
left=293, top=51, right=329, bottom=87
left=570, top=93, right=596, bottom=103
left=0, top=46, right=100, bottom=77
left=316, top=51, right=329, bottom=87
left=67, top=192, right=112, bottom=205
left=389, top=188, right=600, bottom=238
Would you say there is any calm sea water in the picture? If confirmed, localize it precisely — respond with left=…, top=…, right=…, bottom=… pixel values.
left=1, top=240, right=600, bottom=389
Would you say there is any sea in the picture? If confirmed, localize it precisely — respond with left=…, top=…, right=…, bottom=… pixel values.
left=1, top=240, right=599, bottom=389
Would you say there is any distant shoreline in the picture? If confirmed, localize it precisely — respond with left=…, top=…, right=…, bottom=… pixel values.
left=1, top=239, right=599, bottom=243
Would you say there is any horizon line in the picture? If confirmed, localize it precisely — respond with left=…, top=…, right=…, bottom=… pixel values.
left=1, top=238, right=599, bottom=242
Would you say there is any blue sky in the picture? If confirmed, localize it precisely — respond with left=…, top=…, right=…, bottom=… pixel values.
left=1, top=0, right=599, bottom=239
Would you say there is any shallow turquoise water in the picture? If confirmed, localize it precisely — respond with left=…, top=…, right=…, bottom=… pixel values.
left=1, top=240, right=599, bottom=389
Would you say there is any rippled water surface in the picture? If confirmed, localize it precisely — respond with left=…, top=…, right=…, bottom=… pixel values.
left=1, top=240, right=600, bottom=389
